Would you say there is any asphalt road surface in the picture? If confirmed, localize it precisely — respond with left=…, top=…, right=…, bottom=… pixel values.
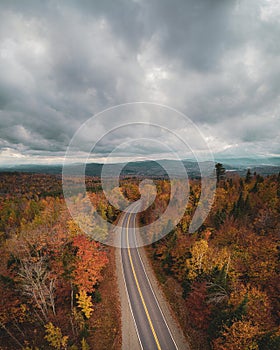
left=120, top=209, right=178, bottom=350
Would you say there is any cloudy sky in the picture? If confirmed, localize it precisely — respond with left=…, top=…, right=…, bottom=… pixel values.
left=0, top=0, right=280, bottom=165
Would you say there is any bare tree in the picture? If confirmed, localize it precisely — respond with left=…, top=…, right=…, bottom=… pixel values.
left=17, top=256, right=56, bottom=322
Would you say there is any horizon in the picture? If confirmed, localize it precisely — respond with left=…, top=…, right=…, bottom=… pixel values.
left=1, top=154, right=280, bottom=168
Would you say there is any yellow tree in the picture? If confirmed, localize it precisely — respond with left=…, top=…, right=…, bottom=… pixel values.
left=213, top=318, right=259, bottom=350
left=186, top=239, right=209, bottom=279
left=76, top=289, right=93, bottom=319
left=44, top=322, right=68, bottom=350
left=229, top=285, right=274, bottom=332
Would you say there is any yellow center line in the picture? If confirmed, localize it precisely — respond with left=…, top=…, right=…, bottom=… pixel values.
left=126, top=212, right=162, bottom=350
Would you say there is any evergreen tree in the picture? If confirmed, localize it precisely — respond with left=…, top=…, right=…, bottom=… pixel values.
left=215, top=163, right=226, bottom=183
left=245, top=169, right=252, bottom=183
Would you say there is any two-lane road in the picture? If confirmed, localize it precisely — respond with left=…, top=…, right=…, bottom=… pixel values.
left=120, top=209, right=178, bottom=350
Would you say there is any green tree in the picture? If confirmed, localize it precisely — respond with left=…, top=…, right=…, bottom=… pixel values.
left=215, top=163, right=226, bottom=183
left=245, top=169, right=252, bottom=184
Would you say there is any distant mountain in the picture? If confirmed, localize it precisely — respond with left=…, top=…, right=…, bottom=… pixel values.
left=214, top=157, right=280, bottom=176
left=0, top=157, right=279, bottom=177
left=0, top=163, right=63, bottom=174
left=215, top=156, right=280, bottom=168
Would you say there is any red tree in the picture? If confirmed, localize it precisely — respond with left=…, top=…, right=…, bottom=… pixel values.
left=72, top=235, right=108, bottom=293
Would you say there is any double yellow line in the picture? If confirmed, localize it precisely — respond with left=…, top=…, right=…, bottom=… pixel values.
left=126, top=212, right=162, bottom=350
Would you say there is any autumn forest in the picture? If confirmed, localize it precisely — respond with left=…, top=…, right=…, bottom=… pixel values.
left=0, top=170, right=279, bottom=349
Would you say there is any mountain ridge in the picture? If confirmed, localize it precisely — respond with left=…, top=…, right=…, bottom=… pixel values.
left=1, top=157, right=279, bottom=177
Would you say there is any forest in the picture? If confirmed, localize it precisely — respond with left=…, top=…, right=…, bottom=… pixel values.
left=0, top=173, right=120, bottom=349
left=0, top=170, right=279, bottom=349
left=141, top=169, right=280, bottom=349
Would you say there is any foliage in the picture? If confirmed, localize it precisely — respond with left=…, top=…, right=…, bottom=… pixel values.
left=76, top=289, right=94, bottom=319
left=0, top=173, right=110, bottom=349
left=72, top=234, right=108, bottom=293
left=81, top=337, right=90, bottom=350
left=140, top=173, right=280, bottom=348
left=212, top=318, right=260, bottom=350
left=0, top=171, right=279, bottom=349
left=44, top=322, right=68, bottom=349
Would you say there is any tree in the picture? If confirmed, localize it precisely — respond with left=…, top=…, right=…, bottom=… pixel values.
left=229, top=285, right=274, bottom=332
left=76, top=289, right=93, bottom=319
left=17, top=257, right=56, bottom=322
left=186, top=239, right=208, bottom=279
left=216, top=163, right=226, bottom=183
left=245, top=169, right=252, bottom=184
left=207, top=264, right=230, bottom=305
left=44, top=322, right=68, bottom=350
left=213, top=318, right=259, bottom=350
left=72, top=235, right=108, bottom=293
left=186, top=281, right=211, bottom=330
left=81, top=337, right=90, bottom=350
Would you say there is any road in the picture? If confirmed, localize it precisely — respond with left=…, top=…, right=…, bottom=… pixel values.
left=120, top=209, right=178, bottom=350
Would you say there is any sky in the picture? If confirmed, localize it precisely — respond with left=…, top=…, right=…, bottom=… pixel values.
left=0, top=0, right=280, bottom=165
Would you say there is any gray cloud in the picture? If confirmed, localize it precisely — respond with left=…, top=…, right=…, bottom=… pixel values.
left=0, top=0, right=279, bottom=164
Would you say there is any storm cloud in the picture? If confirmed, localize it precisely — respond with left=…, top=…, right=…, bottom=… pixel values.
left=0, top=0, right=279, bottom=164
